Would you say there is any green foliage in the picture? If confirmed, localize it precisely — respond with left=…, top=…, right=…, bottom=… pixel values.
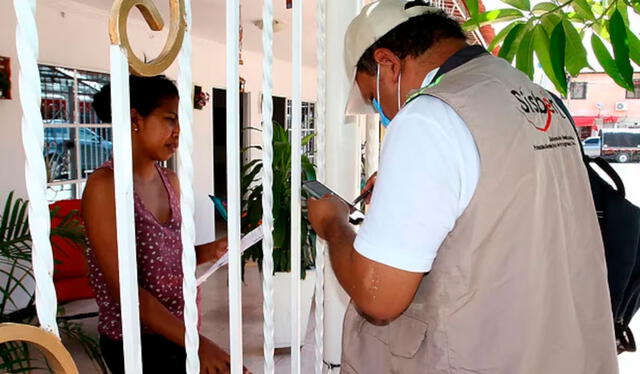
left=464, top=0, right=639, bottom=94
left=240, top=123, right=317, bottom=280
left=0, top=192, right=107, bottom=373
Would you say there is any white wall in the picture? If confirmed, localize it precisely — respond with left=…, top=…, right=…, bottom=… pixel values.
left=0, top=0, right=317, bottom=244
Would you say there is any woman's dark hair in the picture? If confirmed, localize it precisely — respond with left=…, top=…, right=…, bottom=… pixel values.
left=356, top=11, right=467, bottom=75
left=92, top=75, right=179, bottom=123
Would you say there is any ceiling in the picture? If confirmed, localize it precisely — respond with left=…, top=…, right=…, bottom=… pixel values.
left=68, top=0, right=318, bottom=66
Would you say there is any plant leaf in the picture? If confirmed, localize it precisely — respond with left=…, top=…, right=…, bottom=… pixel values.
left=516, top=28, right=535, bottom=79
left=608, top=9, right=635, bottom=90
left=628, top=31, right=640, bottom=66
left=301, top=133, right=315, bottom=147
left=498, top=22, right=528, bottom=63
left=462, top=9, right=524, bottom=31
left=487, top=21, right=524, bottom=51
left=467, top=0, right=479, bottom=19
left=562, top=18, right=589, bottom=76
left=615, top=0, right=630, bottom=25
left=550, top=22, right=568, bottom=95
left=540, top=12, right=563, bottom=35
left=591, top=33, right=631, bottom=90
left=632, top=0, right=640, bottom=15
left=531, top=1, right=557, bottom=15
left=572, top=0, right=596, bottom=21
left=534, top=24, right=567, bottom=96
left=501, top=0, right=530, bottom=11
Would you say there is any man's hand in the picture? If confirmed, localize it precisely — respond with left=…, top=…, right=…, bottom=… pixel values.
left=307, top=195, right=350, bottom=239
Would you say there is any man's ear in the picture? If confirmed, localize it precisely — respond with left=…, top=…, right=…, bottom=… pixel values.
left=373, top=48, right=402, bottom=82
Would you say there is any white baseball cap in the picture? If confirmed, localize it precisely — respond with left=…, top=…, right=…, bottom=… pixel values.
left=344, top=0, right=440, bottom=115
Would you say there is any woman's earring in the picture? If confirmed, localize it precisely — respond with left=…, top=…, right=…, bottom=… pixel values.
left=133, top=127, right=139, bottom=132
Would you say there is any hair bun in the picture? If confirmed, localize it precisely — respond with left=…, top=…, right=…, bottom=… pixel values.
left=92, top=84, right=112, bottom=123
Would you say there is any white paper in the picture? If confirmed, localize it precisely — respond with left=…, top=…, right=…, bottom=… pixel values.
left=196, top=225, right=264, bottom=286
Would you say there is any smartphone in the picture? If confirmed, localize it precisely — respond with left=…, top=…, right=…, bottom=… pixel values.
left=302, top=180, right=364, bottom=225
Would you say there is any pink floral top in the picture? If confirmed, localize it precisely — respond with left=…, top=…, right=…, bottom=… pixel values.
left=87, top=160, right=185, bottom=340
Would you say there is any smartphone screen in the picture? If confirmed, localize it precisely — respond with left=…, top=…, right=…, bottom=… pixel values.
left=302, top=180, right=364, bottom=225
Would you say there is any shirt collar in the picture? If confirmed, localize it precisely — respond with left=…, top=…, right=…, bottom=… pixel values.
left=421, top=67, right=441, bottom=87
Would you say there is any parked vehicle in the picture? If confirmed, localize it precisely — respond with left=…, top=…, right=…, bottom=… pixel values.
left=582, top=136, right=601, bottom=158
left=44, top=127, right=112, bottom=180
left=600, top=129, right=640, bottom=163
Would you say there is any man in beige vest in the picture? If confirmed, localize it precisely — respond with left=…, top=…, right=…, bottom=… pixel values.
left=307, top=1, right=618, bottom=373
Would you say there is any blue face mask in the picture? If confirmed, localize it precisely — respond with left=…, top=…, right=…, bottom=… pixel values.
left=372, top=98, right=391, bottom=127
left=374, top=63, right=401, bottom=128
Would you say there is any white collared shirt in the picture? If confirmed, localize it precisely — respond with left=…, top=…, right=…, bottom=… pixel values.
left=353, top=70, right=481, bottom=273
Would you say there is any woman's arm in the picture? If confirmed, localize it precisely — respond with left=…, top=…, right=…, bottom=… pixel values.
left=83, top=169, right=239, bottom=373
left=82, top=169, right=188, bottom=345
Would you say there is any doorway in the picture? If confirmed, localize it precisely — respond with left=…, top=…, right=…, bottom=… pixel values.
left=212, top=88, right=249, bottom=203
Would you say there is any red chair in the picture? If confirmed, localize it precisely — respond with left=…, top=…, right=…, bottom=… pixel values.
left=49, top=199, right=95, bottom=303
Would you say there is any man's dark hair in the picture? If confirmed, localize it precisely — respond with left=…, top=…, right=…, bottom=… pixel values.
left=92, top=75, right=179, bottom=123
left=356, top=11, right=466, bottom=75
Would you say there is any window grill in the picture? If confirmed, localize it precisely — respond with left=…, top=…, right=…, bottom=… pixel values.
left=39, top=64, right=111, bottom=201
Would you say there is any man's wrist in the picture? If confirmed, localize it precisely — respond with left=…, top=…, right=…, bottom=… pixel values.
left=324, top=218, right=355, bottom=244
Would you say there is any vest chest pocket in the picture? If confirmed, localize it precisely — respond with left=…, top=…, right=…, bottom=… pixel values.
left=358, top=314, right=429, bottom=359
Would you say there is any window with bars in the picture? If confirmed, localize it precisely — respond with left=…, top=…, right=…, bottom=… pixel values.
left=569, top=82, right=587, bottom=99
left=286, top=100, right=316, bottom=162
left=40, top=65, right=111, bottom=202
left=626, top=80, right=640, bottom=99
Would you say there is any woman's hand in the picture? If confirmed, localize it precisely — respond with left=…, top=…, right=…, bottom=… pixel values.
left=196, top=237, right=228, bottom=265
left=198, top=336, right=251, bottom=374
left=212, top=237, right=228, bottom=261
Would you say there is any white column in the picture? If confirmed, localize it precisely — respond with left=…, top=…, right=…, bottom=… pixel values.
left=365, top=115, right=380, bottom=180
left=225, top=1, right=244, bottom=373
left=323, top=0, right=362, bottom=369
left=290, top=0, right=303, bottom=372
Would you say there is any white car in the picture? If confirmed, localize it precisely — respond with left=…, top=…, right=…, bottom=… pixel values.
left=582, top=137, right=601, bottom=158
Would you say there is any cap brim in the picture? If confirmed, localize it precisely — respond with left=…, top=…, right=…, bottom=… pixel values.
left=345, top=69, right=376, bottom=116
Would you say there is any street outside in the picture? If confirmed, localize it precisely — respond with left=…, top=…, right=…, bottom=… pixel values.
left=607, top=163, right=640, bottom=374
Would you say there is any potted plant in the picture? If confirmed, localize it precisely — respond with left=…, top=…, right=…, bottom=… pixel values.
left=241, top=122, right=317, bottom=348
left=0, top=192, right=107, bottom=373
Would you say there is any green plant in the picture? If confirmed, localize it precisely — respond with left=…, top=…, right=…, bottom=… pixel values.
left=241, top=123, right=317, bottom=279
left=0, top=192, right=107, bottom=373
left=464, top=0, right=640, bottom=96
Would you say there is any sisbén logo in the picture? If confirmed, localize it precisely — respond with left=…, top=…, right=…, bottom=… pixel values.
left=510, top=89, right=566, bottom=132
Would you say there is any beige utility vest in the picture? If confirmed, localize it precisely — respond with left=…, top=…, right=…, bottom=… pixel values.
left=341, top=54, right=618, bottom=374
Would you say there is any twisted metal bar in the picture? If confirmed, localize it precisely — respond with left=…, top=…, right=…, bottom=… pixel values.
left=291, top=0, right=303, bottom=372
left=110, top=44, right=144, bottom=373
left=225, top=1, right=244, bottom=372
left=314, top=0, right=327, bottom=372
left=177, top=1, right=200, bottom=373
left=260, top=0, right=276, bottom=372
left=13, top=0, right=59, bottom=337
